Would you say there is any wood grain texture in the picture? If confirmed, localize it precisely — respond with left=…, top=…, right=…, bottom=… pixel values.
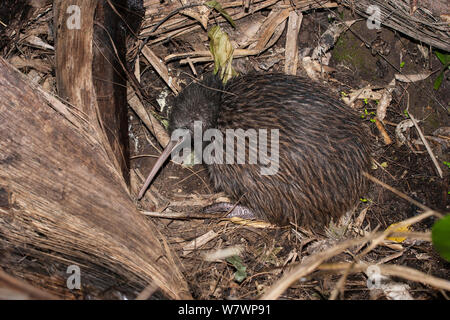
left=92, top=0, right=130, bottom=185
left=0, top=56, right=190, bottom=298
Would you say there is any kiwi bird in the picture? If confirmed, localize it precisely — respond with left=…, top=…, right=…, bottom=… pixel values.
left=138, top=73, right=371, bottom=229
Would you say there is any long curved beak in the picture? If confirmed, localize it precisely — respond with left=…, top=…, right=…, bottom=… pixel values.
left=137, top=139, right=179, bottom=200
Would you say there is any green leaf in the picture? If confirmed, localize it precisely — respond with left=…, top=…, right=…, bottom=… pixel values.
left=434, top=51, right=450, bottom=66
left=160, top=119, right=169, bottom=129
left=400, top=61, right=405, bottom=68
left=226, top=255, right=247, bottom=283
left=432, top=215, right=450, bottom=262
left=433, top=70, right=444, bottom=91
left=205, top=1, right=236, bottom=27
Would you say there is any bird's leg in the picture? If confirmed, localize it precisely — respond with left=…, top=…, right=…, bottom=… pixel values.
left=203, top=202, right=256, bottom=220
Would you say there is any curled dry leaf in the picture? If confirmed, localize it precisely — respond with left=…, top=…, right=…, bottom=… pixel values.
left=311, top=20, right=356, bottom=63
left=252, top=8, right=290, bottom=52
left=381, top=282, right=414, bottom=300
left=8, top=56, right=52, bottom=73
left=375, top=118, right=393, bottom=145
left=395, top=119, right=415, bottom=145
left=203, top=246, right=244, bottom=261
left=395, top=72, right=433, bottom=83
left=233, top=17, right=263, bottom=48
left=301, top=56, right=335, bottom=80
left=386, top=222, right=411, bottom=243
left=181, top=5, right=211, bottom=30
left=23, top=35, right=54, bottom=50
left=376, top=78, right=396, bottom=121
left=377, top=91, right=392, bottom=121
left=341, top=87, right=383, bottom=106
left=182, top=230, right=219, bottom=256
left=208, top=25, right=237, bottom=83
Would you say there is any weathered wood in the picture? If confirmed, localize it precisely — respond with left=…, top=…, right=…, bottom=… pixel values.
left=284, top=11, right=303, bottom=75
left=0, top=56, right=190, bottom=298
left=54, top=0, right=98, bottom=117
left=0, top=268, right=58, bottom=300
left=140, top=0, right=449, bottom=51
left=92, top=0, right=131, bottom=185
left=53, top=1, right=126, bottom=184
left=140, top=0, right=336, bottom=42
left=338, top=0, right=449, bottom=51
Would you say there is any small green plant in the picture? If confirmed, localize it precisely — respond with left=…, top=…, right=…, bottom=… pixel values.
left=433, top=50, right=450, bottom=91
left=360, top=108, right=376, bottom=122
left=400, top=61, right=405, bottom=68
left=160, top=119, right=169, bottom=129
left=403, top=109, right=409, bottom=118
left=443, top=161, right=450, bottom=169
left=226, top=255, right=247, bottom=283
left=432, top=215, right=450, bottom=262
left=208, top=25, right=238, bottom=83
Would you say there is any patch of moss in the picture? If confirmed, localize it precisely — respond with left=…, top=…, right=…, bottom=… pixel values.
left=332, top=31, right=380, bottom=82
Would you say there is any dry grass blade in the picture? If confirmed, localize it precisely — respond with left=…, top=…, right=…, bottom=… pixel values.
left=318, top=263, right=450, bottom=292
left=262, top=171, right=446, bottom=299
left=364, top=173, right=443, bottom=217
left=409, top=113, right=444, bottom=178
left=261, top=233, right=380, bottom=299
left=329, top=262, right=354, bottom=300
left=141, top=45, right=181, bottom=94
left=127, top=86, right=170, bottom=147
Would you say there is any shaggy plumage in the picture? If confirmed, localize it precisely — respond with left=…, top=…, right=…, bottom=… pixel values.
left=169, top=73, right=371, bottom=228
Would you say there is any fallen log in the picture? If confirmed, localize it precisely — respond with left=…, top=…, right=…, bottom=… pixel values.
left=0, top=0, right=191, bottom=298
left=0, top=56, right=191, bottom=298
